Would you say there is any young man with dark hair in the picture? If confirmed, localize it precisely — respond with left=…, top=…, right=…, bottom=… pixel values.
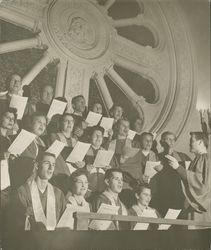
left=92, top=169, right=127, bottom=230
left=12, top=152, right=66, bottom=231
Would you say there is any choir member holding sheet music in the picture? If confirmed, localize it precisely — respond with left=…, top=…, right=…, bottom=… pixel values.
left=84, top=126, right=113, bottom=195
left=10, top=152, right=66, bottom=231
left=21, top=112, right=47, bottom=159
left=156, top=131, right=191, bottom=216
left=120, top=132, right=162, bottom=185
left=129, top=184, right=160, bottom=230
left=92, top=169, right=128, bottom=230
left=106, top=118, right=131, bottom=167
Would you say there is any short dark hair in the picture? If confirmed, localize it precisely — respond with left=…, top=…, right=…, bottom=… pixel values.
left=1, top=107, right=18, bottom=122
left=89, top=125, right=105, bottom=137
left=68, top=169, right=88, bottom=191
left=36, top=152, right=56, bottom=163
left=161, top=131, right=176, bottom=141
left=31, top=112, right=47, bottom=124
left=104, top=169, right=123, bottom=180
left=140, top=132, right=153, bottom=141
left=133, top=183, right=151, bottom=196
left=71, top=95, right=85, bottom=105
left=190, top=131, right=209, bottom=148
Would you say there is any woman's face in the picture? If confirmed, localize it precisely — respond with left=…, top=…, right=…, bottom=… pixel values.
left=92, top=103, right=103, bottom=114
left=31, top=116, right=46, bottom=136
left=72, top=175, right=88, bottom=196
left=136, top=188, right=151, bottom=207
left=1, top=112, right=15, bottom=130
left=61, top=115, right=74, bottom=133
left=134, top=118, right=144, bottom=133
left=91, top=130, right=103, bottom=149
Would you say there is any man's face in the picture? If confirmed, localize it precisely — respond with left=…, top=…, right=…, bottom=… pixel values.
left=136, top=188, right=151, bottom=207
left=107, top=171, right=123, bottom=194
left=113, top=106, right=123, bottom=121
left=92, top=103, right=102, bottom=114
left=190, top=134, right=204, bottom=154
left=73, top=97, right=86, bottom=113
left=141, top=134, right=153, bottom=151
left=9, top=74, right=22, bottom=95
left=118, top=120, right=130, bottom=137
left=38, top=155, right=56, bottom=180
left=1, top=112, right=15, bottom=130
left=91, top=130, right=103, bottom=148
left=61, top=115, right=74, bottom=133
left=134, top=118, right=144, bottom=133
left=162, top=134, right=176, bottom=150
left=41, top=85, right=54, bottom=105
left=72, top=174, right=89, bottom=196
left=31, top=116, right=46, bottom=136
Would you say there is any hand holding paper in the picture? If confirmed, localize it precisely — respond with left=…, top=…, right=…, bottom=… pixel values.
left=47, top=99, right=67, bottom=121
left=8, top=129, right=36, bottom=156
left=93, top=150, right=114, bottom=168
left=144, top=161, right=161, bottom=179
left=45, top=140, right=66, bottom=158
left=127, top=130, right=136, bottom=140
left=85, top=111, right=102, bottom=127
left=100, top=118, right=114, bottom=137
left=9, top=95, right=28, bottom=120
left=66, top=142, right=91, bottom=163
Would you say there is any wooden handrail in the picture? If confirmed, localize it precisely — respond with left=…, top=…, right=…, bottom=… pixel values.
left=73, top=212, right=211, bottom=230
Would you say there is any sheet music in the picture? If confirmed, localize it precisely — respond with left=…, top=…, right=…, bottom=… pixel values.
left=66, top=142, right=91, bottom=163
left=47, top=99, right=67, bottom=120
left=0, top=160, right=10, bottom=190
left=9, top=94, right=28, bottom=120
left=45, top=140, right=66, bottom=158
left=89, top=167, right=105, bottom=175
left=133, top=208, right=158, bottom=230
left=127, top=130, right=136, bottom=140
left=144, top=161, right=161, bottom=178
left=85, top=111, right=102, bottom=127
left=93, top=150, right=114, bottom=168
left=8, top=129, right=36, bottom=156
left=158, top=209, right=181, bottom=230
left=89, top=204, right=119, bottom=230
left=57, top=205, right=88, bottom=230
left=100, top=117, right=114, bottom=137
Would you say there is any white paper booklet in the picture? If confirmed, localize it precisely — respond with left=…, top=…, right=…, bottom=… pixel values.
left=158, top=209, right=181, bottom=230
left=8, top=129, right=36, bottom=156
left=89, top=204, right=119, bottom=230
left=9, top=94, right=28, bottom=120
left=66, top=142, right=91, bottom=163
left=144, top=161, right=161, bottom=179
left=47, top=99, right=67, bottom=120
left=185, top=161, right=191, bottom=170
left=127, top=130, right=136, bottom=140
left=85, top=111, right=102, bottom=127
left=0, top=160, right=10, bottom=190
left=134, top=208, right=158, bottom=230
left=45, top=140, right=66, bottom=158
left=100, top=118, right=114, bottom=137
left=57, top=205, right=88, bottom=230
left=93, top=150, right=114, bottom=168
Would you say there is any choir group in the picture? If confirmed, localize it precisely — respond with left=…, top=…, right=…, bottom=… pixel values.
left=0, top=74, right=211, bottom=237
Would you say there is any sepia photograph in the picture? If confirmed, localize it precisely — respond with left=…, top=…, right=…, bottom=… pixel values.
left=0, top=0, right=210, bottom=249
